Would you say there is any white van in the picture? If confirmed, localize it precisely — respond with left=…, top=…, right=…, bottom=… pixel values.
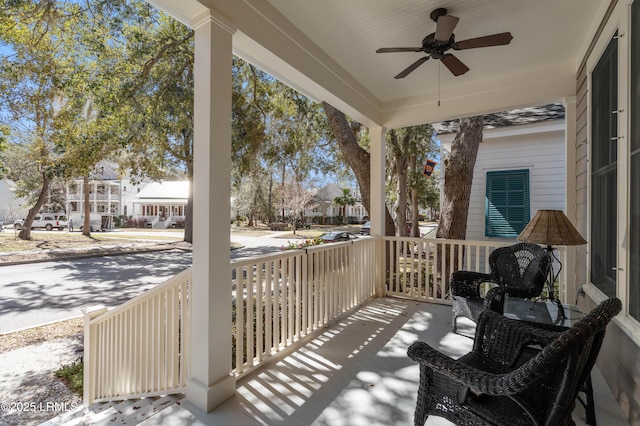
left=14, top=213, right=69, bottom=231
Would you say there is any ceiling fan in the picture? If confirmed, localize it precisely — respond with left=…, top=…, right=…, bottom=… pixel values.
left=376, top=8, right=513, bottom=79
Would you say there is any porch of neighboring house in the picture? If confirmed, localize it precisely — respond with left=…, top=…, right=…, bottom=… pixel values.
left=69, top=237, right=629, bottom=425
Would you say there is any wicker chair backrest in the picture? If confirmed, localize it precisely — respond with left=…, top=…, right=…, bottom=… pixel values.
left=488, top=243, right=551, bottom=298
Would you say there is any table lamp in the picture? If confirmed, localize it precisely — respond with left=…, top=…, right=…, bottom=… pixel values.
left=517, top=209, right=587, bottom=300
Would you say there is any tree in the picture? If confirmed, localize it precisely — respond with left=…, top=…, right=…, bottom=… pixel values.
left=112, top=5, right=196, bottom=242
left=0, top=125, right=8, bottom=178
left=436, top=116, right=483, bottom=240
left=386, top=125, right=435, bottom=236
left=313, top=184, right=338, bottom=225
left=232, top=59, right=272, bottom=225
left=333, top=188, right=357, bottom=225
left=0, top=0, right=83, bottom=240
left=232, top=59, right=335, bottom=228
left=417, top=168, right=440, bottom=220
left=281, top=175, right=313, bottom=233
left=322, top=102, right=396, bottom=236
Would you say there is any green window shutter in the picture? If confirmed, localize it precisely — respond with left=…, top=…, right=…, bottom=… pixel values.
left=485, top=170, right=530, bottom=238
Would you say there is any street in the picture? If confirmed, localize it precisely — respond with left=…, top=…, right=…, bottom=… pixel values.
left=0, top=227, right=382, bottom=334
left=0, top=249, right=192, bottom=334
left=0, top=231, right=295, bottom=334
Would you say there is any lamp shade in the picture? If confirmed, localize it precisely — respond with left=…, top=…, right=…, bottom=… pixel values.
left=517, top=210, right=587, bottom=246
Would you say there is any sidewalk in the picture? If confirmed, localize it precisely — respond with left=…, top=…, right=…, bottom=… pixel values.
left=0, top=336, right=82, bottom=426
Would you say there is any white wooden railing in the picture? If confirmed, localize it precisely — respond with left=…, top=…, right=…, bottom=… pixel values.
left=231, top=237, right=376, bottom=377
left=83, top=269, right=192, bottom=405
left=384, top=237, right=511, bottom=304
left=383, top=237, right=566, bottom=304
left=83, top=235, right=566, bottom=404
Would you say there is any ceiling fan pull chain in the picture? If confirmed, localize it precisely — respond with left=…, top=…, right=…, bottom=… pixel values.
left=438, top=62, right=441, bottom=107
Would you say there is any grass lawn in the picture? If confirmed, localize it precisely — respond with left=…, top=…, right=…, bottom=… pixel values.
left=0, top=229, right=183, bottom=253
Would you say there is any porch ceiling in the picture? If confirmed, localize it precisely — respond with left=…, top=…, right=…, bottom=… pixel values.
left=148, top=0, right=607, bottom=128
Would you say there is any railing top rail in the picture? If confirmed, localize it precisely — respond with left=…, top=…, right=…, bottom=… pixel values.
left=230, top=249, right=303, bottom=267
left=305, top=240, right=353, bottom=253
left=382, top=236, right=517, bottom=248
left=89, top=267, right=192, bottom=325
left=231, top=237, right=377, bottom=267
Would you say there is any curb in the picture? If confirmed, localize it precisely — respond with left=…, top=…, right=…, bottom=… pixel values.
left=0, top=242, right=191, bottom=266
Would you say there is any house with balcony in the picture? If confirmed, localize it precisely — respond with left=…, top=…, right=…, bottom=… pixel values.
left=77, top=1, right=640, bottom=425
left=66, top=160, right=145, bottom=220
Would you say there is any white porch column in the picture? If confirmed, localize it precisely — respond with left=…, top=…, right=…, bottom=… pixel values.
left=187, top=12, right=235, bottom=412
left=370, top=126, right=386, bottom=297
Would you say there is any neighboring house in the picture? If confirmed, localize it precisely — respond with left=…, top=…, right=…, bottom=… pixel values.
left=66, top=160, right=146, bottom=221
left=132, top=180, right=188, bottom=228
left=0, top=179, right=29, bottom=223
left=304, top=183, right=367, bottom=223
left=65, top=161, right=188, bottom=229
left=436, top=104, right=566, bottom=241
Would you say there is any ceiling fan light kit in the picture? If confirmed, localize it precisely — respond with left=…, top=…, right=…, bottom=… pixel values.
left=376, top=7, right=513, bottom=79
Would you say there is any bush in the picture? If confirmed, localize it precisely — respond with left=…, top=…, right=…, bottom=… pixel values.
left=281, top=237, right=324, bottom=250
left=55, top=361, right=83, bottom=396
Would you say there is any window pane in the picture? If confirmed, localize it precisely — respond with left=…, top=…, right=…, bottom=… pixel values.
left=590, top=34, right=617, bottom=297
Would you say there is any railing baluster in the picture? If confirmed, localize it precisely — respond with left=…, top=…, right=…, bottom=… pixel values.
left=265, top=260, right=273, bottom=357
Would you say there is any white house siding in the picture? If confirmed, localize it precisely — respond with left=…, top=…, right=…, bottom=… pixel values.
left=440, top=120, right=566, bottom=242
left=0, top=179, right=29, bottom=222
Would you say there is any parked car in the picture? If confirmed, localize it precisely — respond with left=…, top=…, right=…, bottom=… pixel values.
left=360, top=221, right=371, bottom=235
left=14, top=213, right=68, bottom=231
left=319, top=231, right=358, bottom=242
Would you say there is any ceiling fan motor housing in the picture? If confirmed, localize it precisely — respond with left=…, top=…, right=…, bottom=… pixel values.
left=422, top=33, right=454, bottom=59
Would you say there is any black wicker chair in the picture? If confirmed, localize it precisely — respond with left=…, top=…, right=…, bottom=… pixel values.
left=408, top=298, right=622, bottom=426
left=451, top=242, right=552, bottom=332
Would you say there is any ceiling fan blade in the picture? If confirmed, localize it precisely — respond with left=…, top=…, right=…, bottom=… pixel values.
left=376, top=47, right=423, bottom=53
left=441, top=54, right=469, bottom=76
left=434, top=15, right=459, bottom=42
left=394, top=56, right=430, bottom=79
left=452, top=32, right=513, bottom=50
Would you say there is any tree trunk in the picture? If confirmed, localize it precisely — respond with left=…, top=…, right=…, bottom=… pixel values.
left=436, top=116, right=483, bottom=240
left=389, top=129, right=408, bottom=236
left=82, top=175, right=91, bottom=236
left=409, top=154, right=420, bottom=237
left=436, top=116, right=483, bottom=286
left=18, top=174, right=51, bottom=240
left=322, top=102, right=395, bottom=236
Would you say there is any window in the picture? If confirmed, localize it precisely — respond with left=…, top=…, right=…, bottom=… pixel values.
left=590, top=33, right=618, bottom=298
left=631, top=2, right=640, bottom=319
left=485, top=170, right=530, bottom=238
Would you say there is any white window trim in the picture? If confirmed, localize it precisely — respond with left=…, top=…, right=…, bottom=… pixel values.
left=585, top=1, right=632, bottom=326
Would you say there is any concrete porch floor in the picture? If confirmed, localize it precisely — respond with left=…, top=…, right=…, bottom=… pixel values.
left=66, top=298, right=629, bottom=425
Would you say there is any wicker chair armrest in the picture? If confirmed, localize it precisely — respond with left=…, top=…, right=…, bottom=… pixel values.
left=450, top=271, right=493, bottom=297
left=408, top=335, right=557, bottom=396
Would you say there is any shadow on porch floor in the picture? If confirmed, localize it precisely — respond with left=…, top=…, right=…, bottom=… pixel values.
left=135, top=298, right=628, bottom=426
